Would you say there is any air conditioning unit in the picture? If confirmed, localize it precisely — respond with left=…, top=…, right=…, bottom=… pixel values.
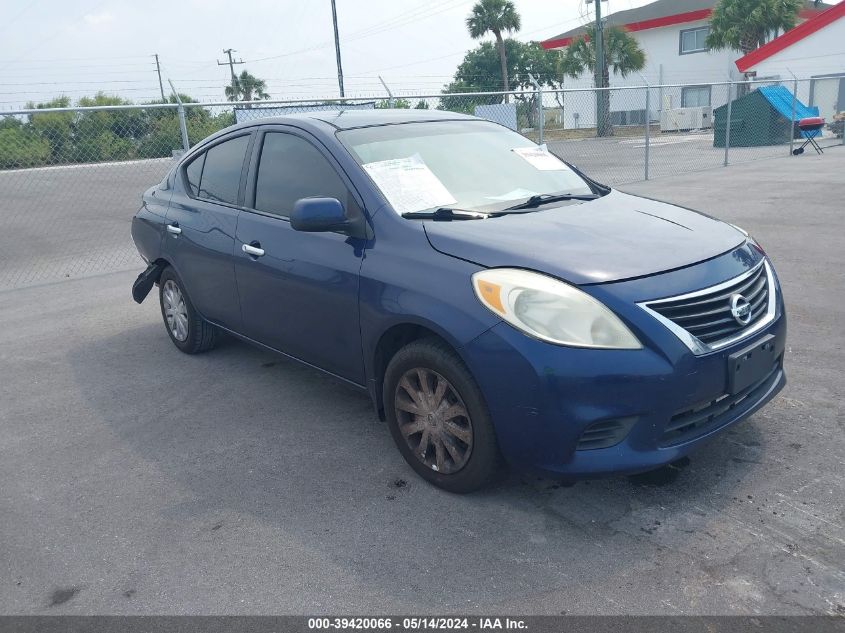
left=660, top=106, right=712, bottom=132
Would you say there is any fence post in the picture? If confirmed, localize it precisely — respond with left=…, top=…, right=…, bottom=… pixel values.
left=378, top=75, right=395, bottom=108
left=168, top=79, right=190, bottom=152
left=790, top=78, right=798, bottom=156
left=538, top=87, right=544, bottom=145
left=177, top=105, right=189, bottom=152
left=644, top=87, right=651, bottom=180
left=528, top=73, right=544, bottom=144
left=638, top=74, right=651, bottom=181
left=724, top=81, right=733, bottom=167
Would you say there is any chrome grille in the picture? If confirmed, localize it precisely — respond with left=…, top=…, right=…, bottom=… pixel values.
left=639, top=261, right=776, bottom=354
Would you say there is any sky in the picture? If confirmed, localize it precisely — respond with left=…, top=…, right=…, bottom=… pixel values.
left=0, top=0, right=655, bottom=110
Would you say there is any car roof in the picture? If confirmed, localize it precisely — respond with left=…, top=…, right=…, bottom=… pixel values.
left=231, top=108, right=480, bottom=132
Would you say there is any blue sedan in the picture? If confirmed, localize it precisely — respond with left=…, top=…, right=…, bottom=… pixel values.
left=131, top=109, right=786, bottom=493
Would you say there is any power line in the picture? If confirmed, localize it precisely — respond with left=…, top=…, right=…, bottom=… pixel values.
left=3, top=55, right=153, bottom=65
left=0, top=0, right=111, bottom=71
left=0, top=0, right=42, bottom=37
left=240, top=0, right=470, bottom=65
left=343, top=0, right=469, bottom=40
left=0, top=79, right=159, bottom=86
left=356, top=12, right=586, bottom=76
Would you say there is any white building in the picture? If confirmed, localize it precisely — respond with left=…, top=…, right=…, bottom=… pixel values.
left=735, top=1, right=845, bottom=121
left=540, top=0, right=833, bottom=129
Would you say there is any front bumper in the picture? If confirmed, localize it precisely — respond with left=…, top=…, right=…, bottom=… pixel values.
left=460, top=251, right=787, bottom=477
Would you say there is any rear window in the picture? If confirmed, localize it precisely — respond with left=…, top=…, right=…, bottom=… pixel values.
left=187, top=134, right=250, bottom=205
left=184, top=153, right=204, bottom=196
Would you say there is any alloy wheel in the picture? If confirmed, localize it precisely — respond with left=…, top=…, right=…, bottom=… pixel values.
left=162, top=279, right=189, bottom=342
left=394, top=368, right=474, bottom=474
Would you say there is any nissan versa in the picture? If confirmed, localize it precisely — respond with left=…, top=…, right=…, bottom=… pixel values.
left=130, top=110, right=786, bottom=493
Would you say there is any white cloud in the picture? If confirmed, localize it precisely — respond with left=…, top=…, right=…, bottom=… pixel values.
left=83, top=11, right=115, bottom=27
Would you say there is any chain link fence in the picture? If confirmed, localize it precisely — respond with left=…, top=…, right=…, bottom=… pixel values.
left=1, top=78, right=842, bottom=289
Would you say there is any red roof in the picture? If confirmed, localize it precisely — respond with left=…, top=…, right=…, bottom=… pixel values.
left=542, top=9, right=711, bottom=49
left=736, top=1, right=845, bottom=72
left=541, top=3, right=828, bottom=50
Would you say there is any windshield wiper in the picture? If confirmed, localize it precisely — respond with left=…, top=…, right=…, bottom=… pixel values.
left=401, top=207, right=489, bottom=221
left=496, top=192, right=600, bottom=214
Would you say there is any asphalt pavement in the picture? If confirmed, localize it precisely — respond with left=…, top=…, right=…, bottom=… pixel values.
left=1, top=150, right=843, bottom=615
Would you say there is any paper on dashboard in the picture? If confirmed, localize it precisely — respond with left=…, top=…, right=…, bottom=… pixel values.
left=363, top=154, right=457, bottom=214
left=511, top=146, right=570, bottom=171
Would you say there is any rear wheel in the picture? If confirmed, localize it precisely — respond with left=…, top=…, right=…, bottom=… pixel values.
left=158, top=267, right=217, bottom=354
left=383, top=338, right=501, bottom=493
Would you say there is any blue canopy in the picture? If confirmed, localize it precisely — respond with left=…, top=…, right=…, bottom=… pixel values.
left=758, top=85, right=821, bottom=138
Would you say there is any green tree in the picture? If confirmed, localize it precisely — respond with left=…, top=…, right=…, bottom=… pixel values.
left=558, top=24, right=646, bottom=136
left=138, top=100, right=234, bottom=158
left=27, top=96, right=75, bottom=163
left=707, top=0, right=803, bottom=54
left=2, top=92, right=235, bottom=167
left=466, top=0, right=521, bottom=101
left=75, top=93, right=147, bottom=161
left=375, top=98, right=411, bottom=109
left=440, top=40, right=558, bottom=116
left=225, top=70, right=271, bottom=105
left=0, top=118, right=51, bottom=168
left=515, top=41, right=560, bottom=89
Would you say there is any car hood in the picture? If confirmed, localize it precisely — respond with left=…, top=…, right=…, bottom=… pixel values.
left=423, top=189, right=746, bottom=285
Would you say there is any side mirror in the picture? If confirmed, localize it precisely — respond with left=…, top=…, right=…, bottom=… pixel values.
left=290, top=197, right=364, bottom=237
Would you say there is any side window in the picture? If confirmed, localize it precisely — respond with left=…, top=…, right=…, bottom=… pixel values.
left=682, top=85, right=712, bottom=108
left=195, top=134, right=250, bottom=205
left=680, top=26, right=709, bottom=54
left=254, top=132, right=351, bottom=218
left=184, top=152, right=204, bottom=196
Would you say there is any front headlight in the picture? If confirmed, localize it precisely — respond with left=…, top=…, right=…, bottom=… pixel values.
left=472, top=268, right=642, bottom=349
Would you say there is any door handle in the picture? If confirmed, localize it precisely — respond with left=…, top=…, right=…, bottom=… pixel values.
left=242, top=243, right=265, bottom=257
left=166, top=223, right=182, bottom=235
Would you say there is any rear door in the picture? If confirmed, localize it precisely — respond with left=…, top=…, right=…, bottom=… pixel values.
left=164, top=131, right=254, bottom=330
left=234, top=126, right=367, bottom=384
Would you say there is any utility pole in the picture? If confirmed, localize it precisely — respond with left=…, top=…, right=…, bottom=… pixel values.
left=330, top=0, right=345, bottom=97
left=153, top=54, right=166, bottom=102
left=217, top=48, right=244, bottom=89
left=588, top=0, right=607, bottom=136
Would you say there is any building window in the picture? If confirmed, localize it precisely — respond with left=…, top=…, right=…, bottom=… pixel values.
left=681, top=86, right=712, bottom=108
left=680, top=26, right=709, bottom=54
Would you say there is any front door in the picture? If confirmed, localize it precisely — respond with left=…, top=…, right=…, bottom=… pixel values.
left=234, top=128, right=367, bottom=384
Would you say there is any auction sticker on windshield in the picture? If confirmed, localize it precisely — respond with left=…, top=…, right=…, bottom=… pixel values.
left=511, top=146, right=570, bottom=171
left=363, top=154, right=457, bottom=214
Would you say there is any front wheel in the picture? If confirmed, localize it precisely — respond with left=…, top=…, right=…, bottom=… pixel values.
left=383, top=338, right=502, bottom=493
left=158, top=267, right=217, bottom=354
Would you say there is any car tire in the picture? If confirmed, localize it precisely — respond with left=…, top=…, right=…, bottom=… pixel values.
left=383, top=338, right=502, bottom=493
left=158, top=266, right=217, bottom=354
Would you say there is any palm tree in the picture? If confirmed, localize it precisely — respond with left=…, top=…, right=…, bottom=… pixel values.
left=707, top=0, right=803, bottom=55
left=466, top=0, right=521, bottom=102
left=558, top=24, right=646, bottom=137
left=225, top=70, right=270, bottom=105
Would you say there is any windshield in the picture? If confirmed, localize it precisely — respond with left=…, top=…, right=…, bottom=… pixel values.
left=337, top=120, right=595, bottom=216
